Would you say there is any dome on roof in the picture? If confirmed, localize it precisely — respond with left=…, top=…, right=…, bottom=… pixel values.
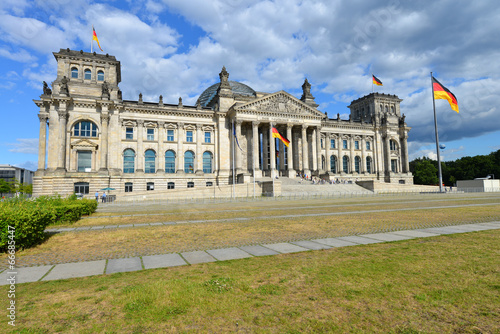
left=197, top=81, right=256, bottom=107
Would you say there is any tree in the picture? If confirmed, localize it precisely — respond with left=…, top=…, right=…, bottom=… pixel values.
left=0, top=179, right=12, bottom=196
left=413, top=159, right=439, bottom=185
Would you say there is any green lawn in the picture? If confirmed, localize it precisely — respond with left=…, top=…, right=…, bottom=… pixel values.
left=3, top=229, right=500, bottom=333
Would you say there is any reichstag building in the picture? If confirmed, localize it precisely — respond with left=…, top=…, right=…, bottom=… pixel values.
left=33, top=49, right=412, bottom=197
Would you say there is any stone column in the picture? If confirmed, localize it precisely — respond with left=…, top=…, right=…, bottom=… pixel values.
left=279, top=136, right=285, bottom=174
left=316, top=127, right=322, bottom=172
left=338, top=136, right=343, bottom=173
left=325, top=133, right=330, bottom=173
left=235, top=120, right=242, bottom=173
left=287, top=124, right=294, bottom=175
left=262, top=126, right=268, bottom=172
left=384, top=134, right=391, bottom=174
left=252, top=121, right=259, bottom=175
left=99, top=110, right=109, bottom=171
left=401, top=132, right=409, bottom=173
left=269, top=124, right=276, bottom=177
left=37, top=113, right=49, bottom=171
left=196, top=124, right=203, bottom=173
left=157, top=121, right=165, bottom=172
left=311, top=128, right=317, bottom=172
left=57, top=105, right=68, bottom=170
left=176, top=122, right=184, bottom=173
left=361, top=136, right=366, bottom=173
left=301, top=125, right=309, bottom=173
left=136, top=120, right=144, bottom=172
left=350, top=136, right=355, bottom=173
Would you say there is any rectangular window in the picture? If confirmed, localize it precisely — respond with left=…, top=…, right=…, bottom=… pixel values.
left=354, top=140, right=359, bottom=150
left=391, top=159, right=397, bottom=173
left=204, top=131, right=211, bottom=143
left=186, top=130, right=193, bottom=142
left=147, top=128, right=154, bottom=141
left=74, top=182, right=89, bottom=194
left=147, top=182, right=154, bottom=191
left=330, top=139, right=335, bottom=149
left=77, top=151, right=92, bottom=172
left=126, top=127, right=133, bottom=140
left=343, top=140, right=348, bottom=149
left=167, top=129, right=174, bottom=141
left=320, top=139, right=324, bottom=149
left=125, top=183, right=133, bottom=192
left=366, top=142, right=371, bottom=150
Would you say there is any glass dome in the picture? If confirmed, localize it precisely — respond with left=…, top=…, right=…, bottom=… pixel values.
left=197, top=81, right=256, bottom=107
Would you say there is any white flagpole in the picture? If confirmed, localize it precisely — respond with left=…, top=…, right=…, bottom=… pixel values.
left=232, top=118, right=236, bottom=199
left=431, top=72, right=444, bottom=193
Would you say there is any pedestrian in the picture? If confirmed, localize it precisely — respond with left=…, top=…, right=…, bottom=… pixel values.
left=95, top=191, right=99, bottom=201
left=102, top=192, right=107, bottom=203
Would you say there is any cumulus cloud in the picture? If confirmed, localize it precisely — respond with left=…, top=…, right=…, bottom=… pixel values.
left=7, top=138, right=38, bottom=154
left=0, top=0, right=499, bottom=160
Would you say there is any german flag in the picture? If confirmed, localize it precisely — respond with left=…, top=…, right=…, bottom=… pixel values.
left=271, top=127, right=290, bottom=147
left=372, top=75, right=383, bottom=86
left=92, top=26, right=103, bottom=52
left=432, top=76, right=459, bottom=113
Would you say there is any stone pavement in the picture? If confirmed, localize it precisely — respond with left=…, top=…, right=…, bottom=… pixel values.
left=1, top=222, right=499, bottom=285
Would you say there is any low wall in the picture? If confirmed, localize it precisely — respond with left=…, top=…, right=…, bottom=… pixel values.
left=357, top=180, right=440, bottom=193
left=115, top=181, right=280, bottom=202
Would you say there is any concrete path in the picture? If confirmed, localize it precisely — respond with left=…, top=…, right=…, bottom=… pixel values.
left=2, top=222, right=499, bottom=285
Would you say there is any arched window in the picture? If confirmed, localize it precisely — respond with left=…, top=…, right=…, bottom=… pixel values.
left=165, top=150, right=175, bottom=173
left=74, top=121, right=98, bottom=137
left=123, top=149, right=135, bottom=173
left=390, top=106, right=395, bottom=114
left=97, top=70, right=104, bottom=81
left=145, top=149, right=156, bottom=173
left=390, top=139, right=398, bottom=151
left=184, top=151, right=194, bottom=173
left=385, top=106, right=388, bottom=113
left=366, top=156, right=372, bottom=174
left=203, top=151, right=213, bottom=173
left=355, top=156, right=361, bottom=173
left=84, top=69, right=91, bottom=80
left=343, top=156, right=349, bottom=173
left=71, top=67, right=78, bottom=78
left=330, top=155, right=336, bottom=173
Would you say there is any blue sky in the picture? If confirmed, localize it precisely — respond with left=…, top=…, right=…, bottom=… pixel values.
left=1, top=0, right=500, bottom=171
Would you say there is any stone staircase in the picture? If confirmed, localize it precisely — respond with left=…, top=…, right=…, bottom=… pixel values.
left=257, top=177, right=373, bottom=196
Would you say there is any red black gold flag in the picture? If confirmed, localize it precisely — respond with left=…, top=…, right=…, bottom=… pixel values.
left=271, top=127, right=290, bottom=147
left=372, top=75, right=383, bottom=86
left=432, top=76, right=459, bottom=113
left=92, top=26, right=103, bottom=52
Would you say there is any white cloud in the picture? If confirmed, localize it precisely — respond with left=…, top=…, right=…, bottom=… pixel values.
left=7, top=138, right=38, bottom=154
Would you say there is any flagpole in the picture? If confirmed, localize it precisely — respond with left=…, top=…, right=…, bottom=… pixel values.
left=91, top=25, right=93, bottom=53
left=271, top=122, right=275, bottom=197
left=431, top=72, right=444, bottom=193
left=232, top=118, right=236, bottom=199
left=371, top=73, right=374, bottom=93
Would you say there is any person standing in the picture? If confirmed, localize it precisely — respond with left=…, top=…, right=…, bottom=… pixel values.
left=95, top=191, right=99, bottom=201
left=102, top=192, right=106, bottom=203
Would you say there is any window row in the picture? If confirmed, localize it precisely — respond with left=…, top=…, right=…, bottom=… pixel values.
left=124, top=149, right=213, bottom=174
left=71, top=67, right=105, bottom=81
left=125, top=127, right=211, bottom=143
left=327, top=155, right=373, bottom=174
left=326, top=139, right=372, bottom=150
left=74, top=181, right=214, bottom=194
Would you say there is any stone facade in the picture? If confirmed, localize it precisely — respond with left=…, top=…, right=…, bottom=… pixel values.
left=33, top=49, right=412, bottom=197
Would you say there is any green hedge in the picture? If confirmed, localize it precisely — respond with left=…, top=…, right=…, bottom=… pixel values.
left=0, top=195, right=98, bottom=251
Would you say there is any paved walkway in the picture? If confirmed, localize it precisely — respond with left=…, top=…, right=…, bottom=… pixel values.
left=2, top=222, right=499, bottom=285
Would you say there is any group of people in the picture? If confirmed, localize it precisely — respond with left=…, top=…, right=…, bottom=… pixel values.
left=95, top=191, right=107, bottom=203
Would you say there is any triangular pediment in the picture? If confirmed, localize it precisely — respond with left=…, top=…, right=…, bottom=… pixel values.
left=234, top=91, right=325, bottom=118
left=71, top=138, right=98, bottom=148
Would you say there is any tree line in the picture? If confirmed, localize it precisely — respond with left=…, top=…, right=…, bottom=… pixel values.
left=409, top=149, right=500, bottom=186
left=0, top=179, right=32, bottom=197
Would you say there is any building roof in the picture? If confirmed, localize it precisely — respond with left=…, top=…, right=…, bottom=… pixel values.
left=196, top=81, right=257, bottom=107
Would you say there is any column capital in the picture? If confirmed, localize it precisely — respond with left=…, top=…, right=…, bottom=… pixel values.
left=137, top=119, right=144, bottom=126
left=235, top=119, right=243, bottom=126
left=252, top=121, right=259, bottom=127
left=302, top=124, right=308, bottom=130
left=101, top=113, right=110, bottom=123
left=57, top=109, right=68, bottom=120
left=38, top=113, right=49, bottom=122
left=196, top=123, right=203, bottom=129
left=158, top=120, right=165, bottom=127
left=178, top=122, right=184, bottom=128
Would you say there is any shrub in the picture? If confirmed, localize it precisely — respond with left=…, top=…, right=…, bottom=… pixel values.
left=0, top=195, right=98, bottom=251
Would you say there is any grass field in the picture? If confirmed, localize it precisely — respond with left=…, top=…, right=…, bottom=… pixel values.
left=2, top=230, right=499, bottom=333
left=2, top=193, right=500, bottom=333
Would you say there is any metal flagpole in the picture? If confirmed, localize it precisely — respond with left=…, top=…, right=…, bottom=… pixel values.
left=271, top=122, right=275, bottom=197
left=372, top=73, right=374, bottom=93
left=232, top=118, right=236, bottom=199
left=91, top=26, right=93, bottom=53
left=431, top=72, right=444, bottom=193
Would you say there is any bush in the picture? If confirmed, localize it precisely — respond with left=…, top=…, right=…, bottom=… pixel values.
left=0, top=195, right=98, bottom=251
